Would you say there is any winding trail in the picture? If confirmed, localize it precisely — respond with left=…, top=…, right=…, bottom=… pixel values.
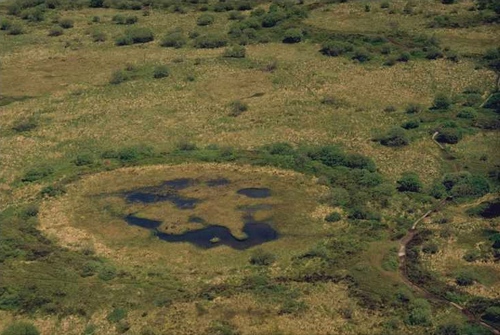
left=397, top=135, right=500, bottom=333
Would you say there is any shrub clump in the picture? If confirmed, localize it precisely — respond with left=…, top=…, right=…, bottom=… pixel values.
left=193, top=34, right=228, bottom=49
left=442, top=172, right=490, bottom=199
left=8, top=23, right=24, bottom=35
left=109, top=70, right=130, bottom=85
left=320, top=41, right=352, bottom=57
left=91, top=29, right=106, bottom=42
left=397, top=172, right=422, bottom=192
left=228, top=100, right=248, bottom=116
left=249, top=248, right=276, bottom=266
left=153, top=65, right=170, bottom=79
left=325, top=212, right=341, bottom=223
left=282, top=28, right=303, bottom=44
left=435, top=128, right=463, bottom=144
left=160, top=31, right=186, bottom=48
left=48, top=25, right=63, bottom=36
left=59, top=18, right=74, bottom=29
left=1, top=321, right=40, bottom=335
left=432, top=93, right=451, bottom=110
left=196, top=14, right=214, bottom=26
left=112, top=14, right=137, bottom=25
left=116, top=27, right=154, bottom=46
left=379, top=128, right=409, bottom=147
left=22, top=166, right=54, bottom=182
left=222, top=45, right=246, bottom=58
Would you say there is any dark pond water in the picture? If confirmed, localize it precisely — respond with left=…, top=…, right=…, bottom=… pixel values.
left=479, top=201, right=500, bottom=219
left=121, top=179, right=278, bottom=249
left=124, top=214, right=278, bottom=249
left=237, top=188, right=271, bottom=198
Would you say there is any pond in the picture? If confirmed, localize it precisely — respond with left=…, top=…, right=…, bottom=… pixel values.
left=121, top=179, right=278, bottom=249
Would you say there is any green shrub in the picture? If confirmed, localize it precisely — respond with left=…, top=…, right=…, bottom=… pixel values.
left=455, top=272, right=475, bottom=286
left=196, top=13, right=214, bottom=26
left=193, top=34, right=227, bottom=48
left=153, top=65, right=169, bottom=79
left=407, top=299, right=432, bottom=326
left=22, top=166, right=54, bottom=182
left=222, top=45, right=246, bottom=58
left=8, top=23, right=24, bottom=35
left=116, top=27, right=154, bottom=45
left=160, top=31, right=186, bottom=48
left=425, top=47, right=444, bottom=60
left=98, top=264, right=117, bottom=281
left=109, top=70, right=130, bottom=84
left=352, top=47, right=371, bottom=62
left=282, top=28, right=302, bottom=44
left=74, top=154, right=94, bottom=166
left=435, top=128, right=462, bottom=144
left=442, top=172, right=490, bottom=198
left=91, top=15, right=100, bottom=23
left=1, top=321, right=39, bottom=335
left=401, top=119, right=420, bottom=129
left=249, top=248, right=276, bottom=266
left=40, top=184, right=66, bottom=197
left=1, top=18, right=12, bottom=30
left=379, top=128, right=409, bottom=147
left=125, top=16, right=138, bottom=25
left=228, top=10, right=244, bottom=20
left=91, top=29, right=106, bottom=42
left=457, top=107, right=477, bottom=119
left=483, top=92, right=500, bottom=113
left=107, top=308, right=127, bottom=323
left=12, top=117, right=38, bottom=132
left=228, top=100, right=248, bottom=116
left=464, top=93, right=482, bottom=107
left=432, top=93, right=451, bottom=110
left=261, top=11, right=286, bottom=27
left=422, top=242, right=438, bottom=254
left=325, top=212, right=341, bottom=223
left=397, top=52, right=411, bottom=62
left=279, top=299, right=307, bottom=315
left=320, top=41, right=351, bottom=57
left=483, top=306, right=500, bottom=323
left=20, top=8, right=44, bottom=22
left=405, top=103, right=422, bottom=114
left=59, top=18, right=74, bottom=29
left=397, top=173, right=422, bottom=192
left=463, top=249, right=481, bottom=262
left=115, top=35, right=133, bottom=46
left=48, top=25, right=63, bottom=36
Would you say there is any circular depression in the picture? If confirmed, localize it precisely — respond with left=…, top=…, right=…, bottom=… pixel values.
left=39, top=163, right=331, bottom=274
